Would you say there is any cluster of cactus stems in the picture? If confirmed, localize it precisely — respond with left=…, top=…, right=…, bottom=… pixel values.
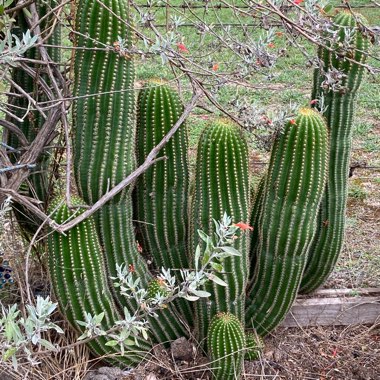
left=300, top=11, right=370, bottom=293
left=246, top=109, right=329, bottom=336
left=9, top=2, right=371, bottom=376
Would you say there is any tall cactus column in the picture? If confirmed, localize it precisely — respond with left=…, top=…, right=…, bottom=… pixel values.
left=72, top=0, right=186, bottom=343
left=191, top=119, right=250, bottom=343
left=246, top=109, right=328, bottom=336
left=135, top=82, right=193, bottom=325
left=73, top=0, right=135, bottom=205
left=300, top=11, right=370, bottom=293
left=72, top=0, right=143, bottom=305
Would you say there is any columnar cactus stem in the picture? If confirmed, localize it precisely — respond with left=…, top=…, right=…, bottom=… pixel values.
left=207, top=312, right=246, bottom=380
left=135, top=82, right=189, bottom=278
left=72, top=0, right=135, bottom=204
left=246, top=109, right=329, bottom=336
left=135, top=82, right=193, bottom=324
left=72, top=0, right=138, bottom=305
left=48, top=197, right=150, bottom=366
left=8, top=2, right=61, bottom=235
left=300, top=11, right=370, bottom=293
left=72, top=0, right=187, bottom=343
left=191, top=119, right=250, bottom=343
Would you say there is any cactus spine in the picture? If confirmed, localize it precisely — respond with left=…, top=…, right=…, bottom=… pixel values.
left=191, top=119, right=250, bottom=342
left=246, top=109, right=329, bottom=336
left=48, top=197, right=150, bottom=366
left=300, top=11, right=370, bottom=293
left=208, top=312, right=246, bottom=380
left=135, top=82, right=193, bottom=323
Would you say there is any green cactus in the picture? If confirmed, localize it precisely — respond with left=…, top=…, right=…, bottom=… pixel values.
left=246, top=108, right=329, bottom=336
left=146, top=278, right=169, bottom=300
left=245, top=332, right=264, bottom=360
left=248, top=176, right=266, bottom=278
left=208, top=312, right=246, bottom=380
left=72, top=0, right=135, bottom=205
left=72, top=0, right=138, bottom=303
left=8, top=2, right=61, bottom=235
left=300, top=11, right=370, bottom=293
left=135, top=81, right=193, bottom=323
left=72, top=0, right=187, bottom=344
left=191, top=119, right=250, bottom=343
left=48, top=197, right=150, bottom=366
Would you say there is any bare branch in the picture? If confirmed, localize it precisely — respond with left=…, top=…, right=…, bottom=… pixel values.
left=0, top=120, right=29, bottom=146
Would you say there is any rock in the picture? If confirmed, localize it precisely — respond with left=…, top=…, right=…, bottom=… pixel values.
left=0, top=371, right=15, bottom=380
left=145, top=373, right=158, bottom=380
left=83, top=366, right=131, bottom=380
left=170, top=337, right=195, bottom=362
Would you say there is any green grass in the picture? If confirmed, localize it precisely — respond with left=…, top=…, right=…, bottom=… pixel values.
left=348, top=182, right=368, bottom=200
left=133, top=1, right=380, bottom=154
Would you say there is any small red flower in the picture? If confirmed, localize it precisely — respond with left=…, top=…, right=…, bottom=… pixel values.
left=212, top=63, right=219, bottom=71
left=290, top=119, right=296, bottom=125
left=310, top=99, right=318, bottom=105
left=113, top=41, right=120, bottom=51
left=267, top=42, right=275, bottom=49
left=294, top=0, right=304, bottom=4
left=177, top=42, right=189, bottom=53
left=234, top=222, right=254, bottom=231
left=128, top=264, right=135, bottom=273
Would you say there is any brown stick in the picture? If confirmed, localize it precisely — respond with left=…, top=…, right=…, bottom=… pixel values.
left=0, top=120, right=29, bottom=146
